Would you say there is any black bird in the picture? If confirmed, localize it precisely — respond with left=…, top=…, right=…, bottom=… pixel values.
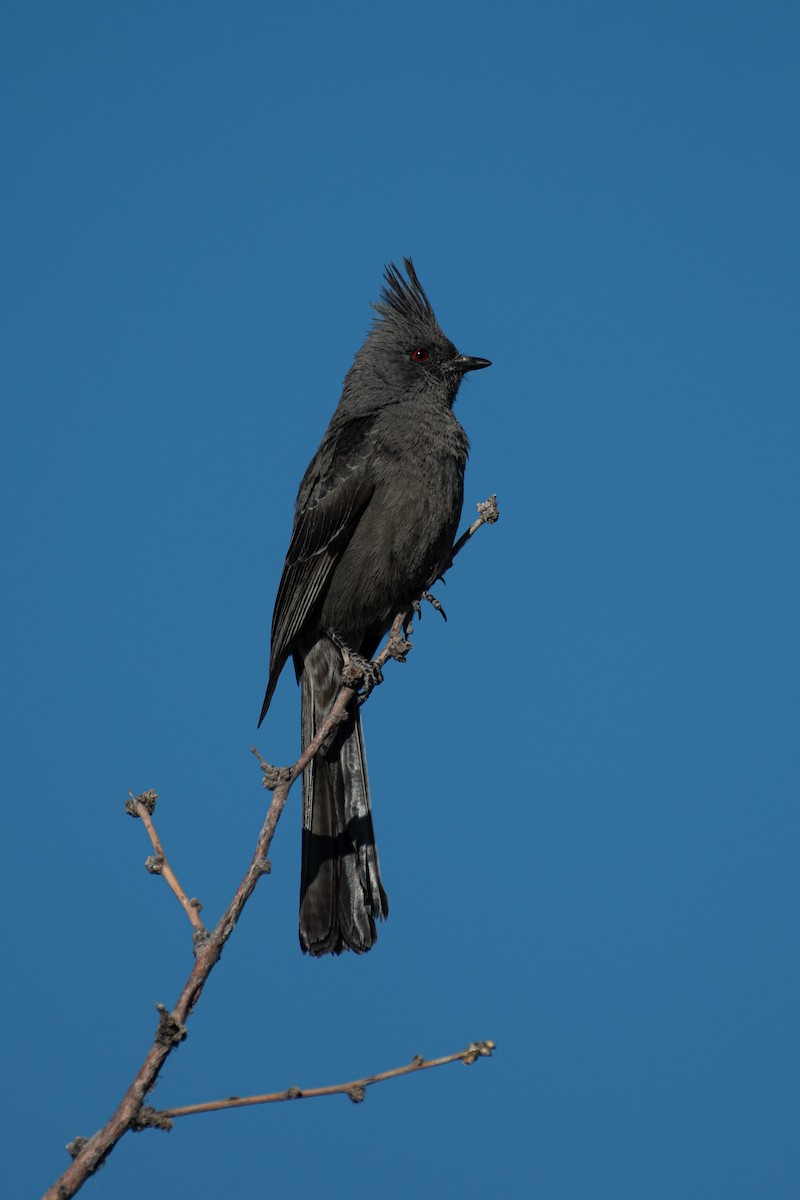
left=259, top=259, right=490, bottom=955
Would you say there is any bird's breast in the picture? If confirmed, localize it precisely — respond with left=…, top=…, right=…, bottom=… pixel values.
left=318, top=412, right=467, bottom=640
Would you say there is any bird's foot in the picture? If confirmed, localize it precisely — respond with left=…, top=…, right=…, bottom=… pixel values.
left=418, top=589, right=447, bottom=622
left=329, top=632, right=384, bottom=701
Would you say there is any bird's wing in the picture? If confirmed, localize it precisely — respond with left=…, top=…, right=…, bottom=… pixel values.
left=258, top=416, right=377, bottom=724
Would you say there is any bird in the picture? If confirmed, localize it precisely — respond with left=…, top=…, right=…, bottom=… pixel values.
left=259, top=259, right=491, bottom=955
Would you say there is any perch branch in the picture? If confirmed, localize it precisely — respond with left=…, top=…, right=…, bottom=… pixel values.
left=43, top=495, right=499, bottom=1200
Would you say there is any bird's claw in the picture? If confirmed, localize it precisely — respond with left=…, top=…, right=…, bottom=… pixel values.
left=420, top=590, right=447, bottom=621
left=330, top=632, right=385, bottom=701
left=353, top=655, right=384, bottom=702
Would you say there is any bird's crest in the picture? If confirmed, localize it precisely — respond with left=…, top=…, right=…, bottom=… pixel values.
left=371, top=258, right=438, bottom=327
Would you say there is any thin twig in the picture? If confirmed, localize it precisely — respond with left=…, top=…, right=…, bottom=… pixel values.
left=125, top=791, right=206, bottom=934
left=140, top=1041, right=495, bottom=1123
left=449, top=494, right=499, bottom=565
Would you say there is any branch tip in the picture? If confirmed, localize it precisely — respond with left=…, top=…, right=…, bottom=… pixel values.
left=461, top=1039, right=496, bottom=1065
left=126, top=789, right=158, bottom=818
left=477, top=494, right=499, bottom=524
left=448, top=494, right=500, bottom=566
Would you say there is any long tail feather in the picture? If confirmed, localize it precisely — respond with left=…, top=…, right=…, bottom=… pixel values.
left=298, top=637, right=388, bottom=955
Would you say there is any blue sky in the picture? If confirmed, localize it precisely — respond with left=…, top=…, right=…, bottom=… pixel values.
left=3, top=3, right=798, bottom=1197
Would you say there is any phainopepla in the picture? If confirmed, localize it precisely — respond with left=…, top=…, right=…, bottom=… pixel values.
left=259, top=259, right=490, bottom=955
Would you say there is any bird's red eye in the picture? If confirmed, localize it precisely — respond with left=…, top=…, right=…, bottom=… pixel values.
left=411, top=348, right=430, bottom=363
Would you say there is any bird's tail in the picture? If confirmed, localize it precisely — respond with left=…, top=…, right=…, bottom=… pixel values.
left=298, top=637, right=388, bottom=955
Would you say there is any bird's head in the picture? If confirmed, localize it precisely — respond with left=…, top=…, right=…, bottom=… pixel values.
left=353, top=258, right=491, bottom=407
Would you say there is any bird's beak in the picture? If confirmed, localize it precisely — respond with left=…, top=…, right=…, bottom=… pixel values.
left=452, top=354, right=492, bottom=373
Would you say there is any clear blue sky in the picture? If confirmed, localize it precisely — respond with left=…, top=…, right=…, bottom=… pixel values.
left=3, top=3, right=798, bottom=1197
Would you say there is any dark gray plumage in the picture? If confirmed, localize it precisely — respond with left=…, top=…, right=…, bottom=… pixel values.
left=259, top=259, right=490, bottom=955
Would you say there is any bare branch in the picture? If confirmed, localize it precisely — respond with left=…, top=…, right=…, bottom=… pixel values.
left=449, top=494, right=499, bottom=566
left=44, top=496, right=499, bottom=1200
left=125, top=791, right=206, bottom=935
left=136, top=1040, right=495, bottom=1124
left=251, top=672, right=360, bottom=791
left=45, top=790, right=285, bottom=1197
